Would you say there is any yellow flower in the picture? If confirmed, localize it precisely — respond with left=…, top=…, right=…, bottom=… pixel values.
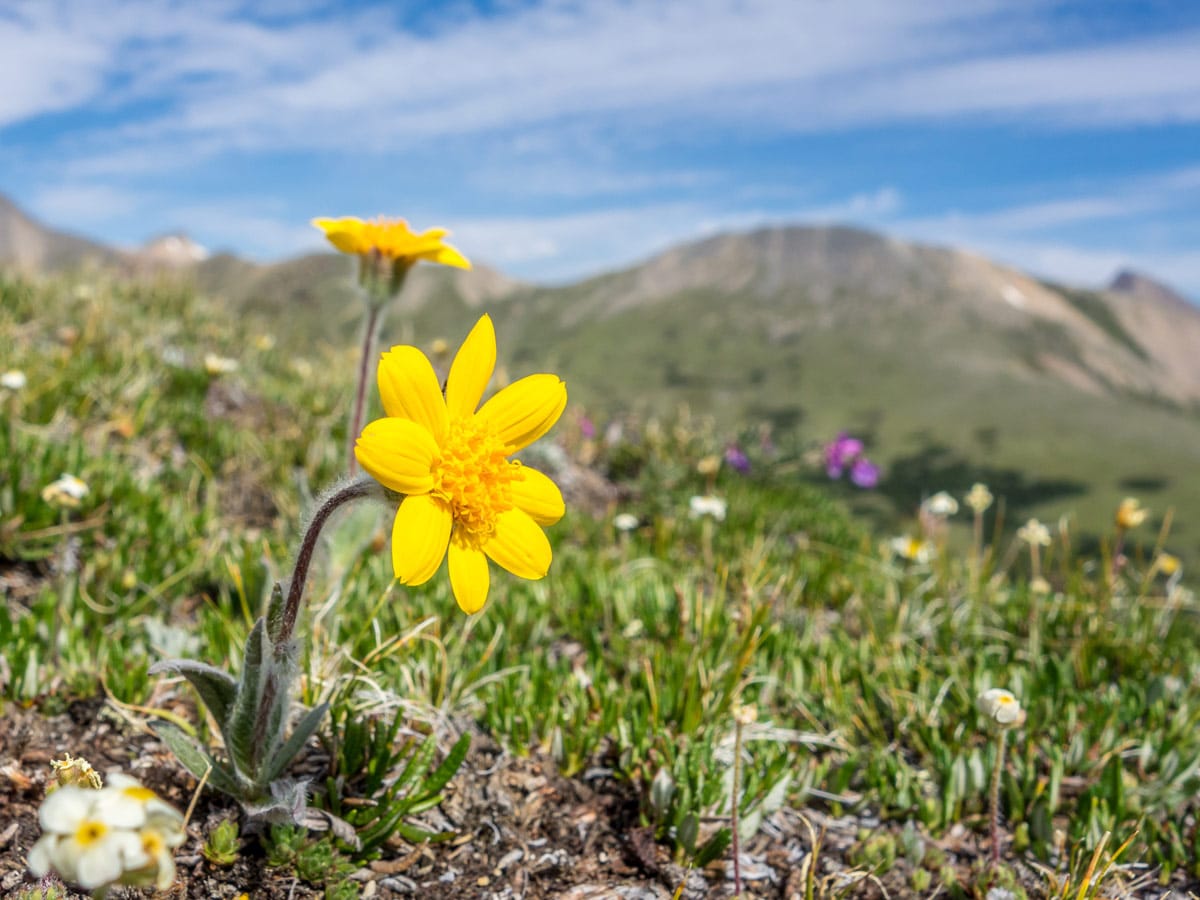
left=312, top=216, right=470, bottom=271
left=1115, top=497, right=1148, bottom=530
left=355, top=315, right=567, bottom=614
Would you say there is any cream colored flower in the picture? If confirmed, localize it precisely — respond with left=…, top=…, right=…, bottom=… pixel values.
left=203, top=353, right=239, bottom=376
left=696, top=455, right=721, bottom=477
left=964, top=482, right=994, bottom=513
left=42, top=474, right=89, bottom=509
left=977, top=688, right=1024, bottom=726
left=1017, top=518, right=1051, bottom=547
left=48, top=754, right=103, bottom=793
left=688, top=495, right=727, bottom=521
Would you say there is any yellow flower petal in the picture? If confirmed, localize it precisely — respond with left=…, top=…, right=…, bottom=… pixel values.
left=355, top=418, right=439, bottom=495
left=448, top=534, right=490, bottom=614
left=445, top=315, right=496, bottom=419
left=484, top=508, right=552, bottom=580
left=311, top=218, right=368, bottom=254
left=476, top=374, right=567, bottom=452
left=425, top=244, right=472, bottom=270
left=391, top=494, right=452, bottom=585
left=510, top=466, right=565, bottom=526
left=377, top=346, right=448, bottom=442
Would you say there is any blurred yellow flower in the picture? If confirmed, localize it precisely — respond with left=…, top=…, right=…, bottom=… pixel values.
left=1115, top=497, right=1148, bottom=530
left=312, top=216, right=470, bottom=271
left=355, top=315, right=566, bottom=614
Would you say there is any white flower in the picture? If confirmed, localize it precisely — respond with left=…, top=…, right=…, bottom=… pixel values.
left=613, top=512, right=640, bottom=532
left=922, top=491, right=959, bottom=518
left=1, top=369, right=27, bottom=390
left=964, top=483, right=994, bottom=513
left=101, top=773, right=186, bottom=831
left=27, top=786, right=145, bottom=890
left=1017, top=518, right=1051, bottom=546
left=688, top=494, right=727, bottom=521
left=42, top=474, right=89, bottom=509
left=27, top=777, right=186, bottom=893
left=977, top=688, right=1024, bottom=726
left=890, top=535, right=933, bottom=563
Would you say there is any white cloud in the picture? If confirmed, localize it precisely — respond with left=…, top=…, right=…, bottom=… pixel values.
left=5, top=0, right=1199, bottom=171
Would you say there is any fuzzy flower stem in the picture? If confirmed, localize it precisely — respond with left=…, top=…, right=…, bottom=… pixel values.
left=276, top=477, right=377, bottom=655
left=348, top=302, right=383, bottom=477
left=989, top=728, right=1008, bottom=868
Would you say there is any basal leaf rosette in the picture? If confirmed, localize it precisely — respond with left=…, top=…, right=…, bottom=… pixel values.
left=355, top=314, right=567, bottom=614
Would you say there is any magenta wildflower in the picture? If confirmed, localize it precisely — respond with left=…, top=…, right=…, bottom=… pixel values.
left=579, top=415, right=596, bottom=440
left=824, top=433, right=863, bottom=478
left=823, top=432, right=879, bottom=489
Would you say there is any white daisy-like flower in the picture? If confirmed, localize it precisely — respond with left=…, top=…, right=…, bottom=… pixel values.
left=922, top=491, right=959, bottom=518
left=27, top=786, right=145, bottom=890
left=1, top=369, right=27, bottom=391
left=688, top=494, right=727, bottom=522
left=977, top=688, right=1024, bottom=726
left=890, top=535, right=933, bottom=563
left=101, top=773, right=186, bottom=831
left=41, top=474, right=89, bottom=509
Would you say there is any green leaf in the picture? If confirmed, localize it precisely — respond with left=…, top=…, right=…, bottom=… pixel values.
left=412, top=733, right=470, bottom=803
left=149, top=658, right=237, bottom=725
left=266, top=582, right=286, bottom=644
left=154, top=723, right=243, bottom=797
left=226, top=618, right=269, bottom=777
left=692, top=826, right=731, bottom=868
left=264, top=702, right=330, bottom=784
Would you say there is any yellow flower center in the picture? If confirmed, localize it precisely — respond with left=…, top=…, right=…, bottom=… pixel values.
left=75, top=820, right=108, bottom=846
left=124, top=786, right=158, bottom=802
left=433, top=418, right=520, bottom=537
left=142, top=830, right=165, bottom=855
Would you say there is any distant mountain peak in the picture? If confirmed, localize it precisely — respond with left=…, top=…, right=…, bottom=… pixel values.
left=1107, top=269, right=1190, bottom=309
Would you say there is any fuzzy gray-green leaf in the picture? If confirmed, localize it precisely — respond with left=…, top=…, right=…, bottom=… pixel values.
left=149, top=658, right=237, bottom=726
left=154, top=723, right=243, bottom=797
left=226, top=617, right=269, bottom=777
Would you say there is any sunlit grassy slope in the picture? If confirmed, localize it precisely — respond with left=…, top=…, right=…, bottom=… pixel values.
left=4, top=273, right=1200, bottom=891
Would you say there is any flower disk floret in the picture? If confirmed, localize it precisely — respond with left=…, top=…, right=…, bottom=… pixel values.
left=355, top=314, right=567, bottom=615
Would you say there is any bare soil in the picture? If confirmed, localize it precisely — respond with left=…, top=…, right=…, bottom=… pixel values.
left=2, top=699, right=1189, bottom=899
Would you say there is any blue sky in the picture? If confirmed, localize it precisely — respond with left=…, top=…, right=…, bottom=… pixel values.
left=2, top=0, right=1199, bottom=296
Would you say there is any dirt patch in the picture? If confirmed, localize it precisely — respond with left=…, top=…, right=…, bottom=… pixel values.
left=0, top=700, right=795, bottom=899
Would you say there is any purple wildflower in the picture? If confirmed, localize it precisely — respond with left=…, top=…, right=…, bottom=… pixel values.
left=724, top=444, right=751, bottom=474
left=579, top=415, right=596, bottom=440
left=824, top=432, right=863, bottom=479
left=849, top=456, right=880, bottom=489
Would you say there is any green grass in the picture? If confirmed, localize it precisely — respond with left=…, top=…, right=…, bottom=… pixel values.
left=3, top=272, right=1200, bottom=890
